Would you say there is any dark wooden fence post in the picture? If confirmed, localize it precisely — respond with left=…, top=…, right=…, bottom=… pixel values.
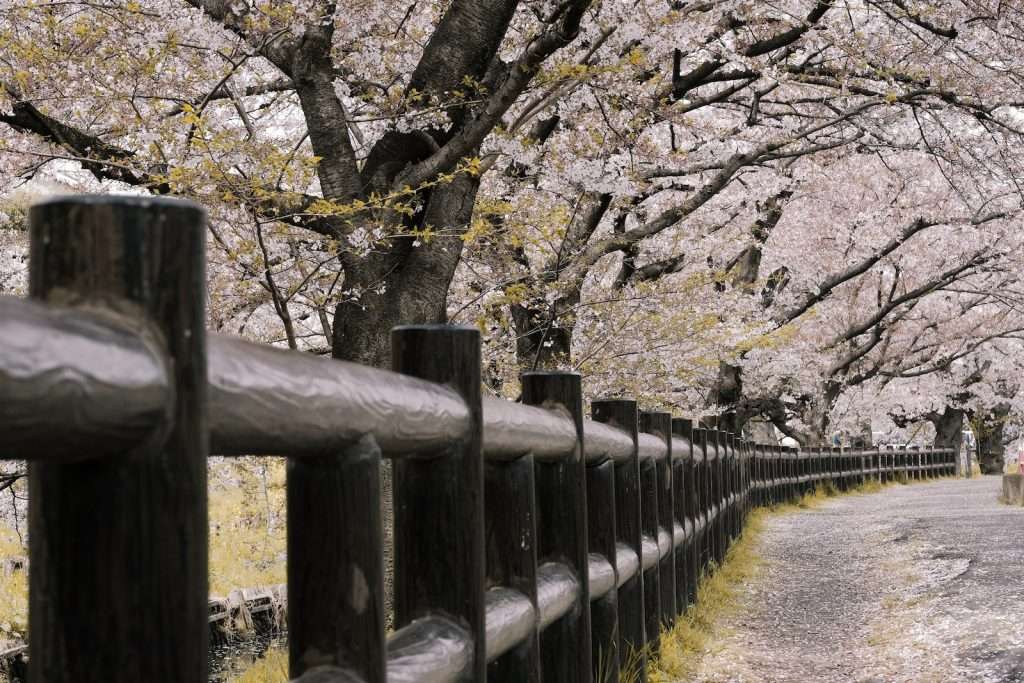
left=854, top=448, right=863, bottom=488
left=586, top=454, right=619, bottom=682
left=762, top=443, right=770, bottom=506
left=731, top=435, right=741, bottom=538
left=803, top=447, right=812, bottom=496
left=719, top=430, right=729, bottom=558
left=483, top=448, right=540, bottom=682
left=592, top=399, right=645, bottom=680
left=670, top=419, right=695, bottom=612
left=392, top=326, right=485, bottom=681
left=834, top=447, right=842, bottom=490
left=28, top=196, right=208, bottom=682
left=289, top=439, right=385, bottom=681
left=779, top=445, right=787, bottom=500
left=641, top=411, right=675, bottom=635
left=792, top=447, right=800, bottom=499
left=711, top=427, right=725, bottom=564
left=637, top=432, right=661, bottom=657
left=714, top=428, right=726, bottom=563
left=774, top=445, right=784, bottom=504
left=522, top=372, right=591, bottom=683
left=721, top=432, right=733, bottom=545
left=692, top=427, right=711, bottom=576
left=700, top=421, right=721, bottom=566
left=751, top=442, right=761, bottom=508
left=860, top=447, right=866, bottom=486
left=830, top=447, right=837, bottom=487
left=740, top=437, right=750, bottom=523
left=840, top=447, right=847, bottom=491
left=821, top=447, right=828, bottom=489
left=803, top=447, right=810, bottom=493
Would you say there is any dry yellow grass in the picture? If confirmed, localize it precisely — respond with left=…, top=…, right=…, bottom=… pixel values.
left=208, top=458, right=287, bottom=595
left=229, top=649, right=288, bottom=682
left=0, top=569, right=26, bottom=638
left=0, top=521, right=26, bottom=639
left=648, top=509, right=766, bottom=682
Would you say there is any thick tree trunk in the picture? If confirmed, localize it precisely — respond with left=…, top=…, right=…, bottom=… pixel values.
left=742, top=417, right=777, bottom=444
left=797, top=381, right=841, bottom=447
left=710, top=362, right=743, bottom=406
left=928, top=407, right=966, bottom=476
left=510, top=303, right=573, bottom=370
left=510, top=280, right=581, bottom=371
left=973, top=405, right=1009, bottom=475
left=332, top=175, right=480, bottom=366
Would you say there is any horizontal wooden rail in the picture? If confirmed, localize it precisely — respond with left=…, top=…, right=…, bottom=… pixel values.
left=1, top=296, right=662, bottom=466
left=481, top=396, right=577, bottom=461
left=0, top=296, right=171, bottom=461
left=210, top=334, right=471, bottom=457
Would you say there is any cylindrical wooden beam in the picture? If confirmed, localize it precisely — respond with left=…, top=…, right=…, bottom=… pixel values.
left=484, top=453, right=540, bottom=682
left=693, top=427, right=712, bottom=574
left=642, top=411, right=675, bottom=629
left=592, top=399, right=645, bottom=681
left=28, top=195, right=208, bottom=682
left=671, top=418, right=697, bottom=611
left=288, top=438, right=385, bottom=681
left=706, top=428, right=724, bottom=566
left=725, top=433, right=737, bottom=543
left=638, top=411, right=669, bottom=646
left=522, top=372, right=592, bottom=683
left=773, top=444, right=781, bottom=503
left=585, top=456, right=619, bottom=683
left=392, top=326, right=485, bottom=681
left=0, top=296, right=171, bottom=461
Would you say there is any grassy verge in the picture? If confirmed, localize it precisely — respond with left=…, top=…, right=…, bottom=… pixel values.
left=647, top=510, right=766, bottom=682
left=0, top=522, right=26, bottom=640
left=0, top=569, right=26, bottom=639
left=229, top=649, right=288, bottom=682
left=648, top=480, right=892, bottom=682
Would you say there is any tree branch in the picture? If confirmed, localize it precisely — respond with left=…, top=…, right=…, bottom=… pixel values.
left=743, top=1, right=833, bottom=57
left=400, top=0, right=593, bottom=190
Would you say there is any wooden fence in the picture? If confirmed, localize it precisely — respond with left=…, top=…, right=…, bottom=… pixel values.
left=0, top=196, right=956, bottom=683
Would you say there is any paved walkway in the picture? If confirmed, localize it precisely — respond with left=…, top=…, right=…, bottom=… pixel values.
left=692, top=478, right=1024, bottom=683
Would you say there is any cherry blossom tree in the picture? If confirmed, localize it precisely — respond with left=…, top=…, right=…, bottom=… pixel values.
left=4, top=0, right=1024, bottom=451
left=449, top=0, right=1024, bottom=375
left=1, top=0, right=599, bottom=364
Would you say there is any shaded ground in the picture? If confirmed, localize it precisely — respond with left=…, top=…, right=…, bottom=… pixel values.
left=691, top=478, right=1024, bottom=683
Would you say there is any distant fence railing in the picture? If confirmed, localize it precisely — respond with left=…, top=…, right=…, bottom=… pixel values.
left=0, top=197, right=956, bottom=683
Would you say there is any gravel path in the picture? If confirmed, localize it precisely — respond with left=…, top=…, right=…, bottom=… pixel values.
left=691, top=477, right=1024, bottom=683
